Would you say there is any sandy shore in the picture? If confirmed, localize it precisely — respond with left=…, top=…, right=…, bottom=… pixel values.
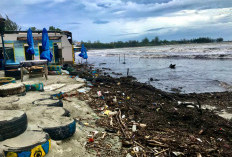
left=0, top=73, right=121, bottom=157
left=1, top=64, right=232, bottom=156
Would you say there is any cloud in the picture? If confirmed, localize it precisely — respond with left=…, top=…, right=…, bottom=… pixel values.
left=65, top=22, right=81, bottom=25
left=113, top=33, right=139, bottom=36
left=93, top=20, right=110, bottom=24
left=0, top=0, right=232, bottom=42
left=97, top=3, right=110, bottom=8
left=147, top=27, right=172, bottom=32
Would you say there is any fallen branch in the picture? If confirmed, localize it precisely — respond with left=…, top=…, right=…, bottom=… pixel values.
left=101, top=132, right=107, bottom=139
left=146, top=140, right=168, bottom=147
left=154, top=149, right=169, bottom=156
left=115, top=112, right=128, bottom=138
left=118, top=109, right=126, bottom=129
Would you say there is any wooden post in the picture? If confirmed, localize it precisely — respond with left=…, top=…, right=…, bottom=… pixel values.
left=123, top=54, right=126, bottom=64
left=44, top=63, right=48, bottom=80
left=127, top=68, right=129, bottom=76
left=20, top=67, right=23, bottom=82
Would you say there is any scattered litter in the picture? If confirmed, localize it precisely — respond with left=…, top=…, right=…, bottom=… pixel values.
left=126, top=153, right=133, bottom=157
left=88, top=138, right=94, bottom=143
left=139, top=123, right=147, bottom=128
left=113, top=96, right=117, bottom=103
left=197, top=153, right=202, bottom=157
left=105, top=128, right=117, bottom=133
left=133, top=146, right=140, bottom=153
left=132, top=124, right=137, bottom=132
left=87, top=81, right=93, bottom=87
left=24, top=82, right=44, bottom=92
left=172, top=151, right=184, bottom=156
left=61, top=69, right=69, bottom=74
left=75, top=76, right=86, bottom=83
left=97, top=91, right=102, bottom=97
left=77, top=87, right=91, bottom=93
left=103, top=110, right=111, bottom=115
left=51, top=92, right=64, bottom=99
left=84, top=123, right=89, bottom=126
left=178, top=101, right=195, bottom=105
left=108, top=111, right=118, bottom=116
left=196, top=138, right=202, bottom=142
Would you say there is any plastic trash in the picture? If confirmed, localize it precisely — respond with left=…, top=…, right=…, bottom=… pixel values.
left=88, top=138, right=94, bottom=142
left=103, top=110, right=111, bottom=115
left=75, top=76, right=86, bottom=83
left=132, top=124, right=137, bottom=132
left=97, top=91, right=102, bottom=97
left=108, top=111, right=118, bottom=116
left=87, top=81, right=93, bottom=87
left=196, top=138, right=202, bottom=142
left=178, top=101, right=195, bottom=105
left=126, top=154, right=133, bottom=157
left=133, top=146, right=140, bottom=153
left=77, top=87, right=91, bottom=93
left=172, top=151, right=184, bottom=156
left=51, top=92, right=64, bottom=99
left=140, top=124, right=147, bottom=128
left=25, top=83, right=44, bottom=92
left=61, top=69, right=69, bottom=74
left=113, top=96, right=117, bottom=103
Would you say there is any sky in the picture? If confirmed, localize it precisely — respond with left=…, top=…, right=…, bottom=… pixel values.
left=0, top=0, right=232, bottom=42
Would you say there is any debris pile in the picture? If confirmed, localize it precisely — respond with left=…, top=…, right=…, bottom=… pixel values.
left=71, top=64, right=232, bottom=156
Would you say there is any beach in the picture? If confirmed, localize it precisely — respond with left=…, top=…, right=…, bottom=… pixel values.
left=1, top=42, right=232, bottom=156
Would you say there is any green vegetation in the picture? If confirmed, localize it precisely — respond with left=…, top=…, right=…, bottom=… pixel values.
left=5, top=15, right=21, bottom=31
left=48, top=26, right=61, bottom=32
left=3, top=14, right=62, bottom=32
left=30, top=26, right=62, bottom=31
left=82, top=36, right=224, bottom=49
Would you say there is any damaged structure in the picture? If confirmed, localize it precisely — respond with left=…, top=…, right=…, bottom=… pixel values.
left=0, top=30, right=74, bottom=69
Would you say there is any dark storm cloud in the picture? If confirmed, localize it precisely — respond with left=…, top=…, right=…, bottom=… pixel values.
left=0, top=0, right=232, bottom=42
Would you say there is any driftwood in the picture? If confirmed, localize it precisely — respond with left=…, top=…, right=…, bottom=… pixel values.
left=146, top=140, right=169, bottom=147
left=115, top=110, right=129, bottom=138
left=154, top=149, right=169, bottom=156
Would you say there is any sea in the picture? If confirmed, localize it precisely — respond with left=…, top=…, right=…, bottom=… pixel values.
left=77, top=43, right=232, bottom=94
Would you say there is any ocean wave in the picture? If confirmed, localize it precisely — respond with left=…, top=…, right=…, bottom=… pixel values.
left=88, top=42, right=232, bottom=59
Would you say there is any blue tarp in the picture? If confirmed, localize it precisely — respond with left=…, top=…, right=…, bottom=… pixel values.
left=40, top=28, right=53, bottom=62
left=26, top=28, right=35, bottom=55
left=79, top=44, right=88, bottom=59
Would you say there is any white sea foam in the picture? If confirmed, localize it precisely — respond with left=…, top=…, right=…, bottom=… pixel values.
left=87, top=42, right=232, bottom=93
left=88, top=42, right=232, bottom=59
